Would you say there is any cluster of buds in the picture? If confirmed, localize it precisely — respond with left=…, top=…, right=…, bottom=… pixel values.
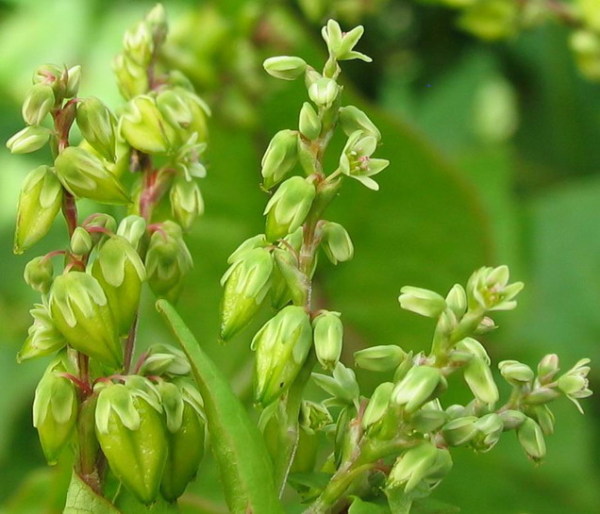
left=9, top=4, right=211, bottom=507
left=418, top=0, right=600, bottom=82
left=305, top=265, right=592, bottom=509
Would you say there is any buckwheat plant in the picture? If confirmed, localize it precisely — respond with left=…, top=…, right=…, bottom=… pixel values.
left=8, top=5, right=209, bottom=510
left=8, top=5, right=593, bottom=514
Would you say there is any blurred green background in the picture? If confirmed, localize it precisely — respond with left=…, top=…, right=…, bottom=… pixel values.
left=1, top=0, right=599, bottom=512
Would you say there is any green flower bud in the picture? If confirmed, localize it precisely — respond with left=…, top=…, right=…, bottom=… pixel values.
left=463, top=355, right=499, bottom=406
left=70, top=227, right=93, bottom=255
left=117, top=215, right=147, bottom=252
left=54, top=147, right=130, bottom=204
left=33, top=64, right=63, bottom=89
left=160, top=384, right=206, bottom=501
left=95, top=382, right=167, bottom=504
left=499, top=360, right=534, bottom=385
left=91, top=236, right=145, bottom=335
left=264, top=176, right=316, bottom=241
left=313, top=311, right=343, bottom=370
left=76, top=97, right=117, bottom=160
left=113, top=53, right=148, bottom=100
left=156, top=88, right=210, bottom=144
left=65, top=65, right=81, bottom=98
left=410, top=401, right=447, bottom=433
left=442, top=416, right=478, bottom=447
left=272, top=247, right=305, bottom=306
left=261, top=130, right=299, bottom=189
left=22, top=84, right=55, bottom=125
left=123, top=21, right=154, bottom=67
left=393, top=365, right=446, bottom=413
left=6, top=125, right=51, bottom=154
left=252, top=305, right=313, bottom=406
left=49, top=272, right=121, bottom=368
left=472, top=413, right=503, bottom=452
left=445, top=284, right=467, bottom=318
left=499, top=409, right=526, bottom=430
left=320, top=221, right=354, bottom=265
left=170, top=177, right=204, bottom=230
left=399, top=286, right=447, bottom=318
left=145, top=221, right=193, bottom=302
left=141, top=344, right=191, bottom=377
left=120, top=95, right=178, bottom=154
left=308, top=77, right=339, bottom=109
left=339, top=105, right=380, bottom=140
left=263, top=56, right=307, bottom=80
left=299, top=102, right=321, bottom=140
left=525, top=386, right=560, bottom=405
left=321, top=20, right=372, bottom=62
left=14, top=165, right=63, bottom=254
left=388, top=442, right=450, bottom=493
left=220, top=247, right=273, bottom=340
left=532, top=405, right=555, bottom=436
left=33, top=360, right=78, bottom=464
left=362, top=382, right=394, bottom=430
left=517, top=417, right=546, bottom=462
left=145, top=3, right=168, bottom=44
left=24, top=256, right=54, bottom=294
left=18, top=303, right=67, bottom=362
left=354, top=345, right=405, bottom=372
left=270, top=255, right=293, bottom=310
left=227, top=234, right=268, bottom=264
left=537, top=354, right=560, bottom=385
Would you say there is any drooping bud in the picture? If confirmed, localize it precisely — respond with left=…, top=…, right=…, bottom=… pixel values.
left=76, top=97, right=117, bottom=160
left=70, top=227, right=93, bottom=256
left=252, top=305, right=313, bottom=406
left=339, top=105, right=380, bottom=140
left=499, top=409, right=526, bottom=430
left=220, top=247, right=273, bottom=341
left=313, top=310, right=343, bottom=370
left=308, top=77, right=339, bottom=109
left=91, top=236, right=145, bottom=335
left=471, top=413, right=503, bottom=452
left=6, top=125, right=51, bottom=154
left=49, top=272, right=121, bottom=368
left=120, top=95, right=178, bottom=154
left=264, top=176, right=316, bottom=241
left=354, top=345, right=405, bottom=372
left=456, top=338, right=499, bottom=406
left=22, top=84, right=55, bottom=125
left=54, top=147, right=130, bottom=204
left=320, top=221, right=354, bottom=265
left=410, top=401, right=447, bottom=433
left=95, top=381, right=167, bottom=504
left=299, top=102, right=321, bottom=140
left=263, top=56, right=307, bottom=80
left=392, top=365, right=446, bottom=413
left=261, top=130, right=299, bottom=189
left=14, top=166, right=63, bottom=254
left=18, top=303, right=67, bottom=362
left=160, top=382, right=206, bottom=501
left=442, top=416, right=478, bottom=447
left=532, top=405, right=555, bottom=436
left=399, top=286, right=447, bottom=318
left=517, top=417, right=546, bottom=462
left=33, top=359, right=78, bottom=464
left=23, top=256, right=54, bottom=294
left=499, top=360, right=534, bottom=385
left=170, top=177, right=204, bottom=230
left=145, top=221, right=193, bottom=302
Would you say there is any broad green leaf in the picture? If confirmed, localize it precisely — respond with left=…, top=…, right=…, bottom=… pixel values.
left=156, top=300, right=283, bottom=514
left=63, top=472, right=120, bottom=514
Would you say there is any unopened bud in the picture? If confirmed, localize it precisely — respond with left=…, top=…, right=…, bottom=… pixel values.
left=410, top=401, right=447, bottom=433
left=14, top=166, right=63, bottom=254
left=308, top=77, right=338, bottom=109
left=320, top=221, right=354, bottom=265
left=313, top=311, right=343, bottom=370
left=117, top=215, right=146, bottom=251
left=264, top=176, right=316, bottom=241
left=399, top=286, right=447, bottom=318
left=445, top=284, right=467, bottom=318
left=54, top=147, right=130, bottom=204
left=49, top=272, right=121, bottom=368
left=537, top=354, right=560, bottom=384
left=113, top=54, right=148, bottom=100
left=91, top=236, right=145, bottom=335
left=499, top=360, right=534, bottom=385
left=354, top=345, right=405, bottom=372
left=362, top=382, right=394, bottom=429
left=472, top=413, right=503, bottom=452
left=70, top=227, right=93, bottom=255
left=393, top=365, right=446, bottom=413
left=499, top=409, right=526, bottom=430
left=442, top=416, right=478, bottom=446
left=261, top=130, right=299, bottom=189
left=299, top=102, right=321, bottom=140
left=18, top=303, right=67, bottom=362
left=517, top=417, right=546, bottom=462
left=170, top=177, right=204, bottom=230
left=263, top=56, right=307, bottom=80
left=272, top=248, right=306, bottom=306
left=6, top=125, right=51, bottom=154
left=339, top=105, right=380, bottom=140
left=24, top=256, right=54, bottom=294
left=252, top=305, right=313, bottom=406
left=387, top=442, right=449, bottom=493
left=76, top=97, right=117, bottom=160
left=22, top=84, right=55, bottom=125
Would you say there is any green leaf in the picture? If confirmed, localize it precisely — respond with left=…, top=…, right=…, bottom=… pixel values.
left=63, top=472, right=120, bottom=514
left=348, top=496, right=391, bottom=513
left=155, top=300, right=283, bottom=514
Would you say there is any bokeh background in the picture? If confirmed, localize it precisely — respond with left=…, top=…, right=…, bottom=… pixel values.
left=1, top=0, right=599, bottom=512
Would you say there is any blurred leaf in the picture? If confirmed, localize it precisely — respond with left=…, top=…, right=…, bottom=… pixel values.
left=63, top=472, right=119, bottom=514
